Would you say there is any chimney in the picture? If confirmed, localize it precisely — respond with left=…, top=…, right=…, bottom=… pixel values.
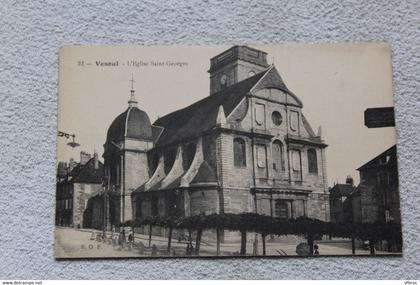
left=94, top=151, right=99, bottom=169
left=57, top=162, right=67, bottom=178
left=69, top=158, right=76, bottom=172
left=80, top=151, right=91, bottom=165
left=345, top=175, right=354, bottom=186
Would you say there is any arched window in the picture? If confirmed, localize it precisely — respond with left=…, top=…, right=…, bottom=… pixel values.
left=233, top=138, right=246, bottom=167
left=272, top=140, right=285, bottom=171
left=308, top=148, right=318, bottom=174
left=275, top=200, right=289, bottom=219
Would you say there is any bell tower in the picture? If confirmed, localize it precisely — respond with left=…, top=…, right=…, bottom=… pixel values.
left=103, top=76, right=154, bottom=225
left=208, top=46, right=270, bottom=95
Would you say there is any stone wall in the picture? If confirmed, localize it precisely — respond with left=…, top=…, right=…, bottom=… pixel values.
left=72, top=183, right=102, bottom=228
left=307, top=193, right=329, bottom=221
left=123, top=150, right=150, bottom=221
left=189, top=188, right=219, bottom=216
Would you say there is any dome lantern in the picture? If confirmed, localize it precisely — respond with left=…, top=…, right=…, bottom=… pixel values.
left=128, top=74, right=138, bottom=107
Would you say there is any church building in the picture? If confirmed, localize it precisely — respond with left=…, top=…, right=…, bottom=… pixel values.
left=102, top=46, right=330, bottom=232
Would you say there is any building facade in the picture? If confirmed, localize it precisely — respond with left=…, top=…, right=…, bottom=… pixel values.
left=103, top=46, right=330, bottom=233
left=355, top=145, right=400, bottom=225
left=56, top=151, right=103, bottom=228
left=329, top=176, right=356, bottom=224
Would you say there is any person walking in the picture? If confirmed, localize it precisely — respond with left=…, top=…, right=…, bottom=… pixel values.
left=314, top=244, right=320, bottom=255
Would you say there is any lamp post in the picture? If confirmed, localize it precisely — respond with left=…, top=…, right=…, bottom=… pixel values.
left=58, top=131, right=80, bottom=148
left=102, top=183, right=113, bottom=240
left=102, top=184, right=107, bottom=240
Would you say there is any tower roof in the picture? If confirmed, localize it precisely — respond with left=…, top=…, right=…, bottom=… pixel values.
left=106, top=76, right=153, bottom=143
left=106, top=106, right=153, bottom=143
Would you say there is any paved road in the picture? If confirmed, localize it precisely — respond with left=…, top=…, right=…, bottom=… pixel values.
left=54, top=227, right=393, bottom=258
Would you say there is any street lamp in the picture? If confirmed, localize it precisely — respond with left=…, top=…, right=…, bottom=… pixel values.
left=58, top=131, right=80, bottom=148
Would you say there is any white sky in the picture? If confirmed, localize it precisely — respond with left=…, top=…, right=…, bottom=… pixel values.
left=57, top=44, right=396, bottom=186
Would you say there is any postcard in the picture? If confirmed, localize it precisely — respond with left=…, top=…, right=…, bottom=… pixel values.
left=55, top=44, right=402, bottom=258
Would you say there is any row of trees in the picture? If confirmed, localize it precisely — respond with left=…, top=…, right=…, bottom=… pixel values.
left=119, top=213, right=402, bottom=256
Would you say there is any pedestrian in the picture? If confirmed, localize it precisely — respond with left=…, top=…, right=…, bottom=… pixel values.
left=118, top=230, right=124, bottom=248
left=314, top=244, right=320, bottom=255
left=128, top=229, right=134, bottom=249
left=121, top=229, right=126, bottom=244
left=253, top=234, right=259, bottom=256
left=151, top=244, right=157, bottom=256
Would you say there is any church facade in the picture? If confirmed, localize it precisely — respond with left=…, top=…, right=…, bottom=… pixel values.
left=102, top=46, right=329, bottom=232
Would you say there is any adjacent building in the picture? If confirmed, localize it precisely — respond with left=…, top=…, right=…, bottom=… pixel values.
left=56, top=151, right=103, bottom=228
left=102, top=45, right=330, bottom=235
left=355, top=145, right=400, bottom=225
left=329, top=145, right=401, bottom=225
left=329, top=176, right=356, bottom=224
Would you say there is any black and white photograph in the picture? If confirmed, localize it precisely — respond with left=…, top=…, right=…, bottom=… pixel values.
left=55, top=44, right=402, bottom=259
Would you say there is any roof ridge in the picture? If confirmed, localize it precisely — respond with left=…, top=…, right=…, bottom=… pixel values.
left=357, top=144, right=397, bottom=170
left=153, top=69, right=269, bottom=126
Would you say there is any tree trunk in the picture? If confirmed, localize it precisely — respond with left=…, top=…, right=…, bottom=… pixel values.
left=167, top=226, right=173, bottom=253
left=195, top=228, right=203, bottom=255
left=240, top=231, right=247, bottom=255
left=351, top=236, right=356, bottom=255
left=216, top=228, right=221, bottom=256
left=308, top=234, right=314, bottom=256
left=262, top=233, right=266, bottom=256
left=148, top=225, right=152, bottom=247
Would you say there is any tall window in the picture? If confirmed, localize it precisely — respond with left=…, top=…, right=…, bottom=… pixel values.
left=307, top=148, right=318, bottom=174
left=292, top=150, right=301, bottom=172
left=151, top=196, right=158, bottom=216
left=275, top=200, right=289, bottom=219
left=272, top=140, right=285, bottom=171
left=136, top=199, right=142, bottom=218
left=233, top=138, right=246, bottom=167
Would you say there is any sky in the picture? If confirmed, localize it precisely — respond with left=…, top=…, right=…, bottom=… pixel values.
left=57, top=44, right=396, bottom=186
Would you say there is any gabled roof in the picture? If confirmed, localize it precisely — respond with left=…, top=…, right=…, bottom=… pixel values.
left=69, top=158, right=103, bottom=184
left=153, top=69, right=268, bottom=147
left=251, top=65, right=295, bottom=101
left=357, top=145, right=397, bottom=171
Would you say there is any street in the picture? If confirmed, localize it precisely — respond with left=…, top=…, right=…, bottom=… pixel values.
left=54, top=227, right=395, bottom=258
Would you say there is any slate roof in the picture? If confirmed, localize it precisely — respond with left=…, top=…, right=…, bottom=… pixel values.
left=191, top=161, right=218, bottom=184
left=132, top=161, right=218, bottom=195
left=106, top=106, right=153, bottom=143
left=351, top=185, right=361, bottom=197
left=153, top=69, right=268, bottom=148
left=357, top=145, right=397, bottom=171
left=329, top=183, right=355, bottom=197
left=69, top=158, right=103, bottom=184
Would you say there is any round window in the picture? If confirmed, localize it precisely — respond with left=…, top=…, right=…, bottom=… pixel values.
left=248, top=70, right=256, bottom=78
left=271, top=111, right=283, bottom=126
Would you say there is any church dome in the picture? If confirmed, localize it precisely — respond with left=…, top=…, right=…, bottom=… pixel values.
left=106, top=106, right=153, bottom=143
